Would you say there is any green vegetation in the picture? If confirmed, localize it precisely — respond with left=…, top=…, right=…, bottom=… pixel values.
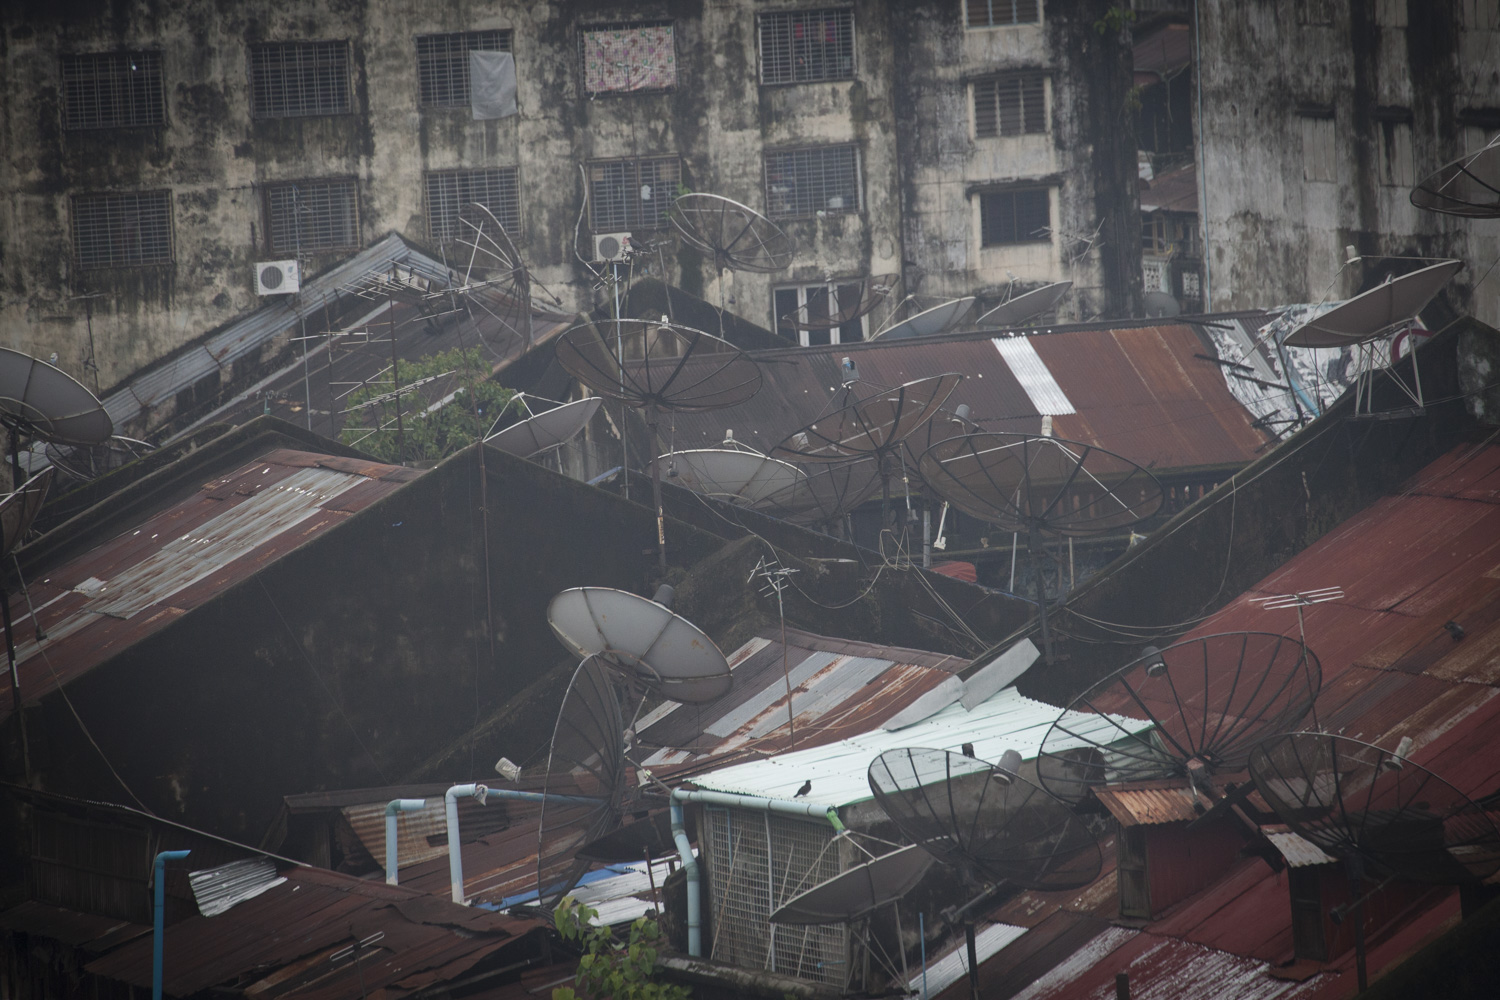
left=551, top=898, right=691, bottom=1000
left=338, top=347, right=514, bottom=464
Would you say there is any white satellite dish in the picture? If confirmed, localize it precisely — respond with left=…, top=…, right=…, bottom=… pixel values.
left=662, top=443, right=804, bottom=507
left=977, top=281, right=1072, bottom=328
left=873, top=297, right=976, bottom=341
left=1283, top=260, right=1463, bottom=348
left=770, top=844, right=935, bottom=925
left=486, top=396, right=602, bottom=459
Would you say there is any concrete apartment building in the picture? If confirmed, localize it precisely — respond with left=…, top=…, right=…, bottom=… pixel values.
left=0, top=0, right=1138, bottom=398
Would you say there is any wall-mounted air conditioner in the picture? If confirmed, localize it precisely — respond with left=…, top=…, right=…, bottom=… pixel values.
left=592, top=232, right=632, bottom=262
left=255, top=260, right=301, bottom=296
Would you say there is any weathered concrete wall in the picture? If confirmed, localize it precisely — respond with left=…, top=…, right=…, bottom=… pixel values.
left=1197, top=0, right=1500, bottom=326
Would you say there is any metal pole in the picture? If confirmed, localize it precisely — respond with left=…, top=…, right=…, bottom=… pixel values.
left=2, top=590, right=32, bottom=783
left=153, top=849, right=191, bottom=1000
left=1030, top=525, right=1054, bottom=664
left=613, top=263, right=628, bottom=500
left=389, top=293, right=405, bottom=463
left=923, top=508, right=932, bottom=569
left=919, top=912, right=929, bottom=1000
left=649, top=403, right=666, bottom=574
left=965, top=922, right=981, bottom=1000
left=1349, top=856, right=1369, bottom=992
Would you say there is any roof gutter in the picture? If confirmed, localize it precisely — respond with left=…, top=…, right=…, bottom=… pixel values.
left=669, top=788, right=845, bottom=957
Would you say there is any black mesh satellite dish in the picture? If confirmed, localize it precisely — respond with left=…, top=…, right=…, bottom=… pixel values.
left=1411, top=135, right=1500, bottom=218
left=0, top=348, right=113, bottom=486
left=778, top=274, right=899, bottom=331
left=670, top=193, right=795, bottom=274
left=447, top=202, right=535, bottom=351
left=977, top=281, right=1073, bottom=328
left=1036, top=632, right=1321, bottom=804
left=485, top=395, right=602, bottom=460
left=536, top=654, right=629, bottom=910
left=756, top=455, right=882, bottom=530
left=43, top=436, right=155, bottom=484
left=771, top=374, right=964, bottom=465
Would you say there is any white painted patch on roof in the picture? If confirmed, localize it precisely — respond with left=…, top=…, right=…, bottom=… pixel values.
left=993, top=337, right=1075, bottom=414
left=908, top=922, right=1028, bottom=997
left=189, top=858, right=287, bottom=917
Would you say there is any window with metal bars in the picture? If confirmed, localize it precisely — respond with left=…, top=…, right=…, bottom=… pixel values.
left=72, top=190, right=173, bottom=269
left=416, top=30, right=513, bottom=108
left=61, top=51, right=165, bottom=129
left=764, top=145, right=860, bottom=219
left=425, top=168, right=519, bottom=244
left=264, top=179, right=358, bottom=254
left=587, top=157, right=681, bottom=232
left=250, top=41, right=351, bottom=119
left=974, top=73, right=1046, bottom=138
left=774, top=282, right=867, bottom=346
left=979, top=188, right=1050, bottom=245
left=580, top=22, right=677, bottom=94
left=966, top=0, right=1041, bottom=28
left=758, top=9, right=855, bottom=85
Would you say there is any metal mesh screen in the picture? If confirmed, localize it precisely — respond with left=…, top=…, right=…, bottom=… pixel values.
left=266, top=179, right=358, bottom=254
left=980, top=189, right=1050, bottom=245
left=426, top=168, right=519, bottom=244
left=758, top=9, right=855, bottom=84
left=72, top=190, right=173, bottom=269
left=703, top=808, right=849, bottom=988
left=966, top=0, right=1041, bottom=28
left=250, top=41, right=351, bottom=118
left=974, top=74, right=1046, bottom=138
left=416, top=31, right=512, bottom=107
left=765, top=145, right=860, bottom=218
left=62, top=51, right=165, bottom=129
left=587, top=157, right=681, bottom=231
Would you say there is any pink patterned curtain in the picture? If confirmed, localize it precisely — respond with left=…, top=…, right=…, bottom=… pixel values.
left=584, top=25, right=676, bottom=93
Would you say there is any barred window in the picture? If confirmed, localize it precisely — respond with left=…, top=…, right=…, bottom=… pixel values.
left=581, top=22, right=677, bottom=94
left=974, top=74, right=1046, bottom=138
left=416, top=31, right=513, bottom=108
left=774, top=282, right=867, bottom=346
left=72, top=190, right=173, bottom=269
left=250, top=41, right=351, bottom=118
left=426, top=168, right=520, bottom=244
left=980, top=188, right=1050, bottom=245
left=966, top=0, right=1041, bottom=28
left=759, top=9, right=855, bottom=85
left=587, top=157, right=681, bottom=231
left=265, top=179, right=359, bottom=253
left=765, top=145, right=861, bottom=219
left=62, top=51, right=165, bottom=129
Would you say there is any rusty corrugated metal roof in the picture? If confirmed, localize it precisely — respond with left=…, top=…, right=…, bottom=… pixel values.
left=1, top=449, right=420, bottom=720
left=1263, top=829, right=1337, bottom=868
left=1095, top=782, right=1210, bottom=827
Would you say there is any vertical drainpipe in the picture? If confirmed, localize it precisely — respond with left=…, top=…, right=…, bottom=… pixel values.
left=384, top=799, right=426, bottom=886
left=1193, top=0, right=1212, bottom=308
left=669, top=800, right=701, bottom=956
left=152, top=849, right=191, bottom=1000
left=446, top=784, right=489, bottom=904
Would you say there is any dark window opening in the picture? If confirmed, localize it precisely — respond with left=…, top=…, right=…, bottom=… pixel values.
left=774, top=282, right=867, bottom=345
left=759, top=9, right=855, bottom=85
left=416, top=31, right=513, bottom=108
left=62, top=51, right=165, bottom=129
left=974, top=74, right=1046, bottom=138
left=72, top=190, right=173, bottom=269
left=980, top=189, right=1050, bottom=245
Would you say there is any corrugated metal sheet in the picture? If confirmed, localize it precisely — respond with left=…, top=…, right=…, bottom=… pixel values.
left=910, top=922, right=1029, bottom=997
left=1095, top=783, right=1207, bottom=826
left=1, top=449, right=419, bottom=719
left=1264, top=831, right=1336, bottom=869
left=189, top=857, right=286, bottom=917
left=993, top=336, right=1075, bottom=414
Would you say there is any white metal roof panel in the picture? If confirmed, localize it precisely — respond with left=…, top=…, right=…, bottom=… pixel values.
left=993, top=337, right=1075, bottom=415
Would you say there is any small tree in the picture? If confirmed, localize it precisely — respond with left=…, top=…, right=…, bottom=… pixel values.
left=339, top=347, right=515, bottom=464
left=552, top=898, right=691, bottom=1000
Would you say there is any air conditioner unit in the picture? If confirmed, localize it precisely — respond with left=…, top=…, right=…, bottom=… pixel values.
left=255, top=260, right=301, bottom=296
left=592, top=232, right=632, bottom=262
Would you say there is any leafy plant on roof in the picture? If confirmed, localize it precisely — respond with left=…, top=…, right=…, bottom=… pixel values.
left=552, top=898, right=691, bottom=1000
left=338, top=347, right=516, bottom=464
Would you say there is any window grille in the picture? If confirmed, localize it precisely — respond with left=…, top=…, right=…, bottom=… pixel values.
left=758, top=9, right=855, bottom=85
left=765, top=145, right=860, bottom=219
left=265, top=179, right=358, bottom=254
left=702, top=808, right=849, bottom=988
left=581, top=22, right=677, bottom=94
left=974, top=74, right=1046, bottom=138
left=979, top=188, right=1050, bottom=245
left=426, top=168, right=520, bottom=244
left=250, top=41, right=351, bottom=118
left=416, top=31, right=512, bottom=107
left=61, top=51, right=165, bottom=129
left=966, top=0, right=1041, bottom=28
left=72, top=190, right=173, bottom=269
left=587, top=157, right=681, bottom=231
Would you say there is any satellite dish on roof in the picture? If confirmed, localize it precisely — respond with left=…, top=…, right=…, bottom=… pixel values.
left=547, top=586, right=733, bottom=703
left=1283, top=260, right=1463, bottom=349
left=446, top=202, right=535, bottom=351
left=43, top=435, right=155, bottom=484
left=1411, top=135, right=1500, bottom=218
left=756, top=454, right=882, bottom=529
left=1037, top=632, right=1321, bottom=804
left=1142, top=290, right=1182, bottom=318
left=770, top=374, right=963, bottom=465
left=485, top=395, right=602, bottom=460
left=872, top=297, right=976, bottom=340
left=660, top=435, right=804, bottom=507
left=670, top=193, right=795, bottom=274
left=977, top=281, right=1073, bottom=328
left=778, top=274, right=899, bottom=331
left=770, top=843, right=934, bottom=925
left=0, top=348, right=113, bottom=486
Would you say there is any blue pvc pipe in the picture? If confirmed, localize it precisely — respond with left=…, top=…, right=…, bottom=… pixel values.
left=153, top=849, right=191, bottom=1000
left=384, top=799, right=426, bottom=886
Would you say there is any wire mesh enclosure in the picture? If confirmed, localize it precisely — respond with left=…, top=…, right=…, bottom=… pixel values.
left=71, top=190, right=173, bottom=269
left=249, top=41, right=351, bottom=119
left=702, top=807, right=850, bottom=988
left=416, top=30, right=512, bottom=107
left=61, top=51, right=165, bottom=129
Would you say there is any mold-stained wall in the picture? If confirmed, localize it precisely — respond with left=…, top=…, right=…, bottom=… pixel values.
left=1196, top=0, right=1500, bottom=327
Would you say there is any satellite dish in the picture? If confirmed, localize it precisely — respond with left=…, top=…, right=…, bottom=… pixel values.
left=778, top=274, right=899, bottom=331
left=536, top=654, right=629, bottom=909
left=1411, top=135, right=1500, bottom=218
left=0, top=465, right=54, bottom=558
left=660, top=438, right=804, bottom=507
left=1036, top=632, right=1321, bottom=804
left=1283, top=260, right=1464, bottom=349
left=43, top=436, right=155, bottom=484
left=0, top=348, right=113, bottom=484
left=576, top=810, right=689, bottom=864
left=977, top=281, right=1073, bottom=328
left=902, top=403, right=978, bottom=490
left=770, top=374, right=964, bottom=465
left=485, top=396, right=602, bottom=460
left=447, top=202, right=535, bottom=351
left=756, top=455, right=882, bottom=528
left=670, top=193, right=795, bottom=274
left=1142, top=290, right=1182, bottom=318
left=770, top=843, right=935, bottom=925
left=868, top=747, right=1103, bottom=891
left=872, top=297, right=976, bottom=340
left=547, top=586, right=733, bottom=703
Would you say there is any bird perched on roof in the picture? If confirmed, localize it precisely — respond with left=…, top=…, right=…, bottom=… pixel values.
left=794, top=780, right=812, bottom=798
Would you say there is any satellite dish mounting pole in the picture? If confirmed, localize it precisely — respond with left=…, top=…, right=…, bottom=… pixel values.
left=613, top=261, right=628, bottom=500
left=1, top=590, right=32, bottom=783
left=1029, top=524, right=1055, bottom=665
left=648, top=402, right=666, bottom=574
left=6, top=429, right=24, bottom=489
left=388, top=293, right=405, bottom=464
left=1346, top=854, right=1369, bottom=991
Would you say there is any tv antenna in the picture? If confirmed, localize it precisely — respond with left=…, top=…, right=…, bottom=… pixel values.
left=547, top=585, right=733, bottom=705
left=555, top=318, right=762, bottom=573
left=976, top=281, right=1073, bottom=329
left=1282, top=259, right=1462, bottom=420
left=777, top=273, right=900, bottom=335
left=484, top=393, right=602, bottom=462
left=0, top=465, right=56, bottom=782
left=1410, top=133, right=1500, bottom=218
left=919, top=431, right=1163, bottom=663
left=671, top=193, right=794, bottom=337
left=661, top=430, right=804, bottom=508
left=1036, top=632, right=1321, bottom=807
left=0, top=348, right=113, bottom=487
left=871, top=297, right=975, bottom=341
left=1250, top=733, right=1500, bottom=990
